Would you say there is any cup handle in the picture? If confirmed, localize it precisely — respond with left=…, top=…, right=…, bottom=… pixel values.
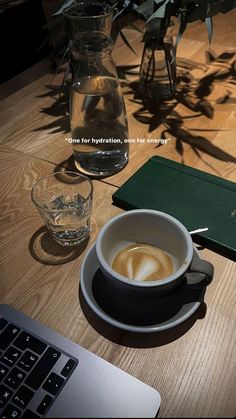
left=184, top=256, right=214, bottom=288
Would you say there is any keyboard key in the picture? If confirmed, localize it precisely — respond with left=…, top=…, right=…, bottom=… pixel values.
left=0, top=363, right=9, bottom=381
left=0, top=318, right=8, bottom=330
left=21, top=409, right=40, bottom=418
left=13, top=332, right=47, bottom=355
left=61, top=358, right=77, bottom=377
left=17, top=350, right=39, bottom=372
left=13, top=385, right=35, bottom=409
left=4, top=367, right=26, bottom=390
left=25, top=347, right=61, bottom=390
left=0, top=325, right=20, bottom=351
left=0, top=384, right=13, bottom=407
left=37, top=394, right=53, bottom=415
left=1, top=403, right=22, bottom=418
left=0, top=347, right=22, bottom=368
left=43, top=372, right=64, bottom=395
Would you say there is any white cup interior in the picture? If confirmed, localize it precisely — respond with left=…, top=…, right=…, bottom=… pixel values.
left=96, top=210, right=193, bottom=286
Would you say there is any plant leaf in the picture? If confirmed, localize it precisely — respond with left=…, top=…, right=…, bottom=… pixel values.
left=113, top=6, right=126, bottom=21
left=54, top=0, right=75, bottom=15
left=207, top=0, right=236, bottom=16
left=137, top=0, right=155, bottom=20
left=175, top=13, right=187, bottom=51
left=147, top=2, right=168, bottom=22
left=205, top=16, right=213, bottom=44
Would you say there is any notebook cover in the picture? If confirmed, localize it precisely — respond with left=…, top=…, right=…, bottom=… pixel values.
left=112, top=156, right=236, bottom=261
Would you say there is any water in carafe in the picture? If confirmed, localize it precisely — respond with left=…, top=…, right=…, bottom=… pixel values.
left=64, top=2, right=129, bottom=177
left=71, top=75, right=128, bottom=176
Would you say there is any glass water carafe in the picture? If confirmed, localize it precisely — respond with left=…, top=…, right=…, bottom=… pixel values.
left=64, top=2, right=129, bottom=177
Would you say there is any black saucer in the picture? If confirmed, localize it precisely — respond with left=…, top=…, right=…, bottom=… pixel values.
left=80, top=244, right=206, bottom=333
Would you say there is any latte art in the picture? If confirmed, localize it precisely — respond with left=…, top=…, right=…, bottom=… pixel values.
left=112, top=243, right=174, bottom=282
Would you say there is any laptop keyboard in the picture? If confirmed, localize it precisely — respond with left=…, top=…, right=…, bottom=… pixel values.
left=0, top=318, right=77, bottom=418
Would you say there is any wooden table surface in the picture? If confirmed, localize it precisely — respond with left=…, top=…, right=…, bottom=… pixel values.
left=0, top=10, right=236, bottom=418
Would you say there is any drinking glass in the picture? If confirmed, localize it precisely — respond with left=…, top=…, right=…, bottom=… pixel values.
left=32, top=171, right=93, bottom=246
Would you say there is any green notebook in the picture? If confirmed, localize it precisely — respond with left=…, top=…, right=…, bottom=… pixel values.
left=112, top=156, right=236, bottom=261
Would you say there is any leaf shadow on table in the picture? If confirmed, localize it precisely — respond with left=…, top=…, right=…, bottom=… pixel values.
left=118, top=49, right=236, bottom=170
left=32, top=49, right=236, bottom=176
left=29, top=226, right=89, bottom=265
left=78, top=286, right=207, bottom=348
left=35, top=83, right=70, bottom=134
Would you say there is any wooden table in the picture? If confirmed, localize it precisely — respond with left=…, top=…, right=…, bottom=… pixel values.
left=0, top=10, right=236, bottom=418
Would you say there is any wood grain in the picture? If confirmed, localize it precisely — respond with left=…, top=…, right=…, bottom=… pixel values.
left=0, top=149, right=235, bottom=418
left=0, top=149, right=121, bottom=313
left=0, top=10, right=236, bottom=419
left=0, top=11, right=236, bottom=187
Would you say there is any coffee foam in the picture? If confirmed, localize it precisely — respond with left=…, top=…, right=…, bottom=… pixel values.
left=112, top=242, right=174, bottom=282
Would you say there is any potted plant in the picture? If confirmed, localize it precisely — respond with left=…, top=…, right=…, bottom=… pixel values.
left=137, top=0, right=236, bottom=98
left=47, top=0, right=236, bottom=97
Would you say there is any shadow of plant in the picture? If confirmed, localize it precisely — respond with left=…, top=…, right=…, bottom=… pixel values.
left=35, top=48, right=236, bottom=167
left=35, top=81, right=70, bottom=134
left=120, top=48, right=236, bottom=165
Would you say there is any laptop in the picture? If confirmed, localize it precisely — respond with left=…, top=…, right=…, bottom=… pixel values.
left=0, top=304, right=161, bottom=418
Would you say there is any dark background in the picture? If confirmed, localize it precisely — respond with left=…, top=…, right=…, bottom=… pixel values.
left=0, top=0, right=52, bottom=84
